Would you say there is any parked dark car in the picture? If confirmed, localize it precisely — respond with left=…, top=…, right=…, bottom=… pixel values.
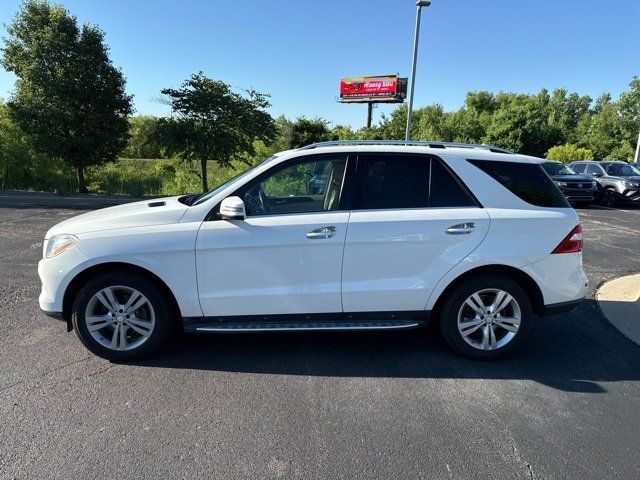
left=541, top=161, right=597, bottom=205
left=569, top=160, right=640, bottom=207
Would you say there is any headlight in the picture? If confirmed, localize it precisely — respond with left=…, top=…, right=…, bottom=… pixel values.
left=624, top=180, right=640, bottom=188
left=44, top=234, right=78, bottom=258
left=554, top=181, right=567, bottom=187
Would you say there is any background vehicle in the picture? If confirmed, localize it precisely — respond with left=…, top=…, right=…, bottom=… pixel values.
left=540, top=161, right=597, bottom=206
left=569, top=160, right=640, bottom=207
left=39, top=141, right=588, bottom=361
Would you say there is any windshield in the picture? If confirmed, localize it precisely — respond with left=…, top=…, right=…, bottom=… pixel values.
left=192, top=155, right=279, bottom=206
left=541, top=162, right=576, bottom=176
left=604, top=163, right=640, bottom=176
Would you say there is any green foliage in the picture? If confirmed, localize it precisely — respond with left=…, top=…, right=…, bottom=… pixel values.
left=1, top=0, right=133, bottom=192
left=280, top=116, right=331, bottom=148
left=156, top=72, right=276, bottom=192
left=546, top=144, right=594, bottom=162
left=121, top=116, right=165, bottom=159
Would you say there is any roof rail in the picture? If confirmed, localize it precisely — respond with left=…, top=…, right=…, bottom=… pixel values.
left=298, top=140, right=513, bottom=154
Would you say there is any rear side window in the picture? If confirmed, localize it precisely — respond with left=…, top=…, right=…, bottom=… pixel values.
left=586, top=163, right=604, bottom=175
left=571, top=163, right=586, bottom=173
left=468, top=159, right=569, bottom=208
left=356, top=154, right=477, bottom=209
left=429, top=159, right=477, bottom=207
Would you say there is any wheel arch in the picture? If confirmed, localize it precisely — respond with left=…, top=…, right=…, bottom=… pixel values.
left=430, top=264, right=545, bottom=320
left=62, top=262, right=182, bottom=324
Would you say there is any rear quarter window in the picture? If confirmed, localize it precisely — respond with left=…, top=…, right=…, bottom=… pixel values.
left=468, top=159, right=569, bottom=208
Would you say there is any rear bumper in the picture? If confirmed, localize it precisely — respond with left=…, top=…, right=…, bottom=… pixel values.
left=541, top=298, right=584, bottom=316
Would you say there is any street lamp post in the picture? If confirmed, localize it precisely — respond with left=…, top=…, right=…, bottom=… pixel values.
left=405, top=0, right=431, bottom=141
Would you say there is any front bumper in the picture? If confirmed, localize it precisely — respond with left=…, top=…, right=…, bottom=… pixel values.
left=559, top=186, right=597, bottom=202
left=618, top=188, right=640, bottom=203
left=38, top=244, right=91, bottom=315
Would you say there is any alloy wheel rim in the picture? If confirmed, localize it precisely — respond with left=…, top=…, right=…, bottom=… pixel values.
left=84, top=285, right=155, bottom=351
left=457, top=288, right=521, bottom=351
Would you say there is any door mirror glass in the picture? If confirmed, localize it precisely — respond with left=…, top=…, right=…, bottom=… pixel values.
left=219, top=196, right=246, bottom=220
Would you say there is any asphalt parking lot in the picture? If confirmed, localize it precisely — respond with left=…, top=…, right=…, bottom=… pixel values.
left=1, top=202, right=639, bottom=479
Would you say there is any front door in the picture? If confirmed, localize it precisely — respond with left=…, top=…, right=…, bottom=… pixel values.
left=341, top=153, right=490, bottom=312
left=196, top=153, right=350, bottom=317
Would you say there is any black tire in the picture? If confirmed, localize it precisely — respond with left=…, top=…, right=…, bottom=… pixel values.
left=601, top=188, right=618, bottom=207
left=572, top=201, right=592, bottom=208
left=438, top=274, right=533, bottom=360
left=72, top=272, right=175, bottom=361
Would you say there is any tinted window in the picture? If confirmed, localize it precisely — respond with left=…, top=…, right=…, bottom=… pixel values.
left=429, top=158, right=477, bottom=207
left=468, top=160, right=569, bottom=208
left=361, top=155, right=429, bottom=209
left=604, top=163, right=640, bottom=176
left=570, top=163, right=586, bottom=173
left=239, top=155, right=347, bottom=216
left=586, top=163, right=604, bottom=175
left=541, top=162, right=576, bottom=175
left=357, top=154, right=476, bottom=210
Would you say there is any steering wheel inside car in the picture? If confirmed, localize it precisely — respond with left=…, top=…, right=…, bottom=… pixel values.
left=243, top=185, right=269, bottom=215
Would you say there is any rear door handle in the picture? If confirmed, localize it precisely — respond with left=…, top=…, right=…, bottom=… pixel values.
left=306, top=226, right=336, bottom=239
left=446, top=222, right=476, bottom=235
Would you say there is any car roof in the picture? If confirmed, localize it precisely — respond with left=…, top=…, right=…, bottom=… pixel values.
left=283, top=143, right=543, bottom=165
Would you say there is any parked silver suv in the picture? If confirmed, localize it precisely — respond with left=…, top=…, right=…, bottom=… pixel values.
left=568, top=161, right=640, bottom=207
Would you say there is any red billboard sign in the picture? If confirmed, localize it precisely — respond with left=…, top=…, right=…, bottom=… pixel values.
left=339, top=74, right=405, bottom=103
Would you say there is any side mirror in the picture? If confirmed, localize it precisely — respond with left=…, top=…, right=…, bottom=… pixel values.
left=219, top=196, right=246, bottom=220
left=592, top=172, right=603, bottom=178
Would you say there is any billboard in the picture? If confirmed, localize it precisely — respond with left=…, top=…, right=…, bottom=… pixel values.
left=339, top=74, right=406, bottom=103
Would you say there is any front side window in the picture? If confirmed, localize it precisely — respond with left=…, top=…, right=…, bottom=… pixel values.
left=604, top=163, right=640, bottom=176
left=468, top=159, right=569, bottom=208
left=239, top=155, right=347, bottom=216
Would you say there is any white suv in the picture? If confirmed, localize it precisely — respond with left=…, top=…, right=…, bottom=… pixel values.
left=39, top=141, right=588, bottom=360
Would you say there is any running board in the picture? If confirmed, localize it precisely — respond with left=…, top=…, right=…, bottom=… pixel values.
left=192, top=320, right=422, bottom=333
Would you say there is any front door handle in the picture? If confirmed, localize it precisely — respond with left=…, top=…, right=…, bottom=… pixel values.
left=306, top=226, right=336, bottom=239
left=446, top=222, right=476, bottom=235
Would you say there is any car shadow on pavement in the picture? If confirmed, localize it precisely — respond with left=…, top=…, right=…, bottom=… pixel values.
left=130, top=299, right=640, bottom=393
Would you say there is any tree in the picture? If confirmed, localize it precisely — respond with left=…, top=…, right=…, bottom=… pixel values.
left=157, top=72, right=275, bottom=192
left=1, top=0, right=133, bottom=192
left=546, top=144, right=594, bottom=162
left=281, top=117, right=330, bottom=149
left=618, top=76, right=640, bottom=152
left=121, top=115, right=165, bottom=159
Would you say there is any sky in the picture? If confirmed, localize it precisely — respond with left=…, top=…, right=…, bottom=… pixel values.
left=0, top=0, right=639, bottom=129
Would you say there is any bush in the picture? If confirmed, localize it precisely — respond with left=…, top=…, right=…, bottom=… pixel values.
left=546, top=144, right=594, bottom=162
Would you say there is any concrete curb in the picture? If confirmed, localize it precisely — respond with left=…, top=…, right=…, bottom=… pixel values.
left=596, top=273, right=640, bottom=346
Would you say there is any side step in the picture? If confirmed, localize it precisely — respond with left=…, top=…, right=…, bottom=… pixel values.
left=193, top=320, right=422, bottom=333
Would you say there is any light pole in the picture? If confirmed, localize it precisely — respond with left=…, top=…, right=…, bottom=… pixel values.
left=405, top=0, right=431, bottom=141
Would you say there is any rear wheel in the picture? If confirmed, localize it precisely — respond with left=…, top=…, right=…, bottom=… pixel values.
left=72, top=273, right=174, bottom=361
left=438, top=275, right=533, bottom=359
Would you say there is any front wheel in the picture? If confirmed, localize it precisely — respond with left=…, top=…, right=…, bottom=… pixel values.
left=601, top=188, right=618, bottom=207
left=72, top=273, right=174, bottom=361
left=438, top=275, right=533, bottom=359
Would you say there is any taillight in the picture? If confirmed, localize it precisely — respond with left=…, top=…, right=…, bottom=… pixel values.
left=552, top=224, right=583, bottom=254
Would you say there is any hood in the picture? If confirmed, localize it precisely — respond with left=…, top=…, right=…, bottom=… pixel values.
left=46, top=196, right=189, bottom=238
left=550, top=174, right=595, bottom=183
left=626, top=175, right=640, bottom=182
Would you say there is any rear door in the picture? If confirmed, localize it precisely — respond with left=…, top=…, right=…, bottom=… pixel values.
left=341, top=153, right=490, bottom=312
